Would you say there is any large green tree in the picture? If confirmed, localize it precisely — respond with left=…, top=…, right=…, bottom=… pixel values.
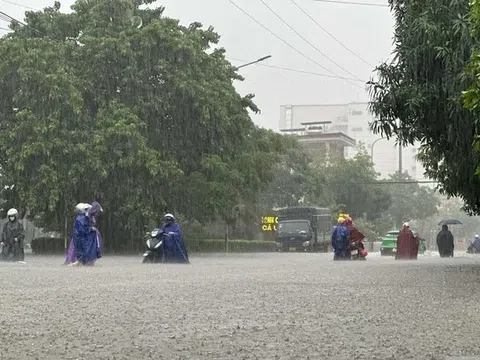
left=368, top=0, right=480, bottom=213
left=321, top=148, right=391, bottom=221
left=0, top=0, right=292, bottom=250
left=383, top=172, right=439, bottom=228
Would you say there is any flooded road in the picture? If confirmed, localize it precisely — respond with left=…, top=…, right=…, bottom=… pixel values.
left=1, top=252, right=480, bottom=359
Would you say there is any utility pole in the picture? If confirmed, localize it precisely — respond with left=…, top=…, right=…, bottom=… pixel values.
left=399, top=143, right=403, bottom=174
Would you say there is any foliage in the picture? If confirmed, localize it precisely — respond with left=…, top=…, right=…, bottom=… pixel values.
left=368, top=0, right=480, bottom=213
left=320, top=147, right=392, bottom=221
left=0, top=0, right=295, bottom=250
left=31, top=237, right=65, bottom=255
left=464, top=0, right=480, bottom=176
left=384, top=172, right=439, bottom=228
left=259, top=145, right=392, bottom=223
left=259, top=142, right=324, bottom=209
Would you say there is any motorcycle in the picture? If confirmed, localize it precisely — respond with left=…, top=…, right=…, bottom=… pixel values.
left=349, top=241, right=367, bottom=260
left=467, top=242, right=480, bottom=254
left=142, top=228, right=163, bottom=264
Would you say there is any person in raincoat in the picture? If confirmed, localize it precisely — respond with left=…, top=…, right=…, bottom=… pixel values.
left=71, top=201, right=104, bottom=266
left=64, top=203, right=91, bottom=265
left=331, top=216, right=349, bottom=260
left=344, top=216, right=368, bottom=257
left=159, top=213, right=189, bottom=263
left=472, top=234, right=480, bottom=253
left=1, top=208, right=25, bottom=262
left=395, top=222, right=418, bottom=260
left=436, top=224, right=454, bottom=258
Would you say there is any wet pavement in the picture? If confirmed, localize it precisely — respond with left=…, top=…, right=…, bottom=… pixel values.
left=1, top=251, right=480, bottom=359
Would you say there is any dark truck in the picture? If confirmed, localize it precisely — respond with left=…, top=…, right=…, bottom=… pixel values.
left=275, top=206, right=332, bottom=252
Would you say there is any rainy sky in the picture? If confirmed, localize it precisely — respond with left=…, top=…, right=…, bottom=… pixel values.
left=0, top=0, right=394, bottom=130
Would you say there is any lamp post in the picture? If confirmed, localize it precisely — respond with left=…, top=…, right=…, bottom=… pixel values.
left=233, top=55, right=272, bottom=70
left=370, top=137, right=387, bottom=163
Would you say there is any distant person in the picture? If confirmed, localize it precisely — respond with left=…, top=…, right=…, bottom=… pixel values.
left=159, top=213, right=189, bottom=263
left=436, top=224, right=454, bottom=257
left=70, top=201, right=104, bottom=266
left=344, top=216, right=367, bottom=257
left=331, top=216, right=349, bottom=260
left=395, top=222, right=418, bottom=260
left=1, top=208, right=26, bottom=262
left=64, top=203, right=91, bottom=265
left=473, top=234, right=480, bottom=252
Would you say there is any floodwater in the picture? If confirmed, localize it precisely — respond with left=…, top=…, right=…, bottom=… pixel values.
left=1, top=251, right=480, bottom=359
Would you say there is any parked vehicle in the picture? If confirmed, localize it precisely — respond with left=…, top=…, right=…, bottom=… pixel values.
left=275, top=206, right=331, bottom=252
left=142, top=228, right=163, bottom=264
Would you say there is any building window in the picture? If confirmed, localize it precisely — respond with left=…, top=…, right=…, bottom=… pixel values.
left=348, top=109, right=363, bottom=116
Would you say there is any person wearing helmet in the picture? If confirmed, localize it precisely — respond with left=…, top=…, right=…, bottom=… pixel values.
left=395, top=222, right=418, bottom=260
left=344, top=216, right=368, bottom=259
left=1, top=208, right=25, bottom=262
left=159, top=213, right=189, bottom=263
left=71, top=201, right=104, bottom=266
left=64, top=203, right=90, bottom=265
left=472, top=234, right=480, bottom=253
left=331, top=216, right=349, bottom=260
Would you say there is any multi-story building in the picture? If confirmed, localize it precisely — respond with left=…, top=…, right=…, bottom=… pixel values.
left=279, top=102, right=427, bottom=180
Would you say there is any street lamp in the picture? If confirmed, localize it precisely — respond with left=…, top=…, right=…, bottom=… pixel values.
left=234, top=55, right=272, bottom=70
left=370, top=137, right=387, bottom=162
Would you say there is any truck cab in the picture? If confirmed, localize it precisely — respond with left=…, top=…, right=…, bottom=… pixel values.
left=275, top=206, right=331, bottom=252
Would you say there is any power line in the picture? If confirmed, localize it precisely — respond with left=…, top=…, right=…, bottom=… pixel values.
left=258, top=0, right=363, bottom=82
left=0, top=10, right=41, bottom=34
left=229, top=57, right=364, bottom=82
left=290, top=0, right=374, bottom=68
left=313, top=0, right=389, bottom=8
left=228, top=0, right=365, bottom=90
left=0, top=0, right=37, bottom=11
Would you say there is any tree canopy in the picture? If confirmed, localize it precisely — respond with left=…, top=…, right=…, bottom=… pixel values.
left=0, top=0, right=295, bottom=250
left=368, top=0, right=480, bottom=213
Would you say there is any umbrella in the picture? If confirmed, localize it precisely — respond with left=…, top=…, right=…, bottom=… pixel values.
left=438, top=219, right=463, bottom=226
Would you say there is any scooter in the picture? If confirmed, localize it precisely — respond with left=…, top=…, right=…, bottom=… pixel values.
left=142, top=228, right=163, bottom=264
left=349, top=241, right=368, bottom=260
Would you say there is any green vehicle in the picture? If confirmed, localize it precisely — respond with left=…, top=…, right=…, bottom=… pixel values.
left=380, top=230, right=426, bottom=256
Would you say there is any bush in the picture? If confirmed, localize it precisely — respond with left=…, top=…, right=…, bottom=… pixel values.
left=31, top=237, right=66, bottom=255
left=186, top=239, right=277, bottom=253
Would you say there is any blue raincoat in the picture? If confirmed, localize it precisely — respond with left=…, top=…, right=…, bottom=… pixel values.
left=160, top=222, right=189, bottom=263
left=74, top=202, right=103, bottom=265
left=331, top=223, right=349, bottom=260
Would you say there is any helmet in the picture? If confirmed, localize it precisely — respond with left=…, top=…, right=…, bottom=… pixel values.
left=7, top=208, right=18, bottom=222
left=403, top=222, right=409, bottom=227
left=164, top=213, right=175, bottom=224
left=475, top=234, right=479, bottom=239
left=75, top=203, right=90, bottom=213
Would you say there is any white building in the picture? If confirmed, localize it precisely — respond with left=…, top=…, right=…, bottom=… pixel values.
left=279, top=102, right=427, bottom=181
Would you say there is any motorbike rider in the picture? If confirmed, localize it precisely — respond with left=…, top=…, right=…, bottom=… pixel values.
left=472, top=234, right=480, bottom=252
left=331, top=216, right=349, bottom=260
left=344, top=216, right=368, bottom=258
left=1, top=208, right=25, bottom=262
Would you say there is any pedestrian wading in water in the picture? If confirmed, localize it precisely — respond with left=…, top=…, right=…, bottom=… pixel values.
left=1, top=208, right=26, bottom=263
left=395, top=222, right=419, bottom=260
left=69, top=201, right=104, bottom=267
left=436, top=224, right=454, bottom=258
